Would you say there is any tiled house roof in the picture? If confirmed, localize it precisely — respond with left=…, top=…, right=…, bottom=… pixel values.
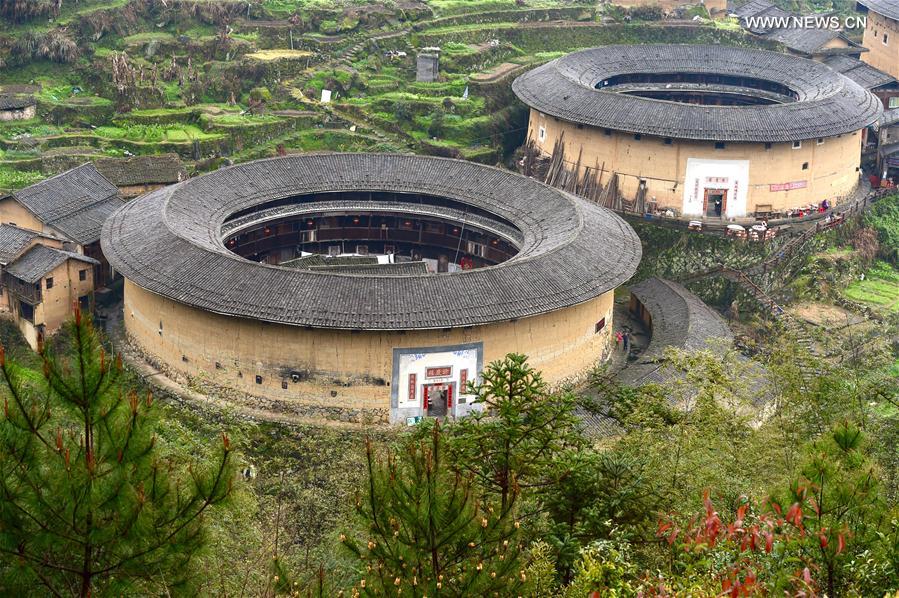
left=12, top=164, right=124, bottom=245
left=0, top=95, right=35, bottom=110
left=102, top=154, right=642, bottom=330
left=512, top=45, right=882, bottom=142
left=858, top=0, right=899, bottom=21
left=0, top=225, right=53, bottom=265
left=620, top=278, right=734, bottom=386
left=822, top=55, right=897, bottom=90
left=5, top=245, right=98, bottom=284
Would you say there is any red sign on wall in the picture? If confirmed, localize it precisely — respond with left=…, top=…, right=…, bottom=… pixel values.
left=408, top=373, right=416, bottom=404
left=460, top=368, right=469, bottom=392
left=769, top=180, right=807, bottom=192
left=426, top=366, right=452, bottom=378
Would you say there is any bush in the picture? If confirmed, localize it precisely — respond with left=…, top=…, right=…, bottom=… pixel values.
left=866, top=194, right=899, bottom=263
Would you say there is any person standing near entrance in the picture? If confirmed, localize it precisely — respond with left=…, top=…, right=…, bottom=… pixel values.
left=715, top=199, right=722, bottom=217
left=615, top=330, right=623, bottom=349
left=623, top=331, right=630, bottom=352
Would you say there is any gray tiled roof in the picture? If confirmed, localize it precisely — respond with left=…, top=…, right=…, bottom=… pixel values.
left=101, top=154, right=642, bottom=330
left=13, top=164, right=125, bottom=245
left=881, top=108, right=899, bottom=127
left=512, top=45, right=882, bottom=142
left=0, top=95, right=35, bottom=110
left=858, top=0, right=899, bottom=21
left=281, top=255, right=379, bottom=269
left=309, top=261, right=430, bottom=275
left=619, top=278, right=734, bottom=385
left=822, top=55, right=897, bottom=90
left=5, top=244, right=99, bottom=284
left=0, top=225, right=42, bottom=265
left=733, top=0, right=854, bottom=55
left=762, top=27, right=844, bottom=55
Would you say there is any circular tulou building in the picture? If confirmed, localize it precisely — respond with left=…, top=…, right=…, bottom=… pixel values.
left=102, top=154, right=641, bottom=423
left=513, top=44, right=883, bottom=219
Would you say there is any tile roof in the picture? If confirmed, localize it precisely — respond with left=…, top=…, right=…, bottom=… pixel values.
left=309, top=261, right=431, bottom=275
left=733, top=0, right=859, bottom=55
left=282, top=255, right=379, bottom=269
left=619, top=278, right=734, bottom=385
left=102, top=154, right=642, bottom=330
left=858, top=0, right=899, bottom=21
left=762, top=27, right=845, bottom=55
left=13, top=164, right=125, bottom=245
left=881, top=108, right=899, bottom=127
left=95, top=154, right=186, bottom=187
left=0, top=95, right=35, bottom=110
left=822, top=55, right=897, bottom=90
left=0, top=225, right=43, bottom=265
left=512, top=44, right=882, bottom=142
left=5, top=244, right=98, bottom=284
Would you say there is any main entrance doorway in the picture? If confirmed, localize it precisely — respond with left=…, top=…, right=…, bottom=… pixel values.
left=703, top=188, right=728, bottom=218
left=702, top=189, right=727, bottom=218
left=424, top=383, right=452, bottom=417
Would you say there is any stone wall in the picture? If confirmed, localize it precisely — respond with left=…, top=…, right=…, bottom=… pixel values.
left=0, top=105, right=36, bottom=121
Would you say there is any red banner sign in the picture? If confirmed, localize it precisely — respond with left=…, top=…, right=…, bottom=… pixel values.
left=769, top=180, right=807, bottom=192
left=426, top=366, right=452, bottom=378
left=460, top=368, right=468, bottom=392
left=408, top=373, right=416, bottom=404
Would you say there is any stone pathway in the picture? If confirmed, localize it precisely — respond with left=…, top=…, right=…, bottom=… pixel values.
left=609, top=296, right=650, bottom=372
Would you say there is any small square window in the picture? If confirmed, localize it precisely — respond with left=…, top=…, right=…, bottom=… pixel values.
left=764, top=142, right=773, bottom=150
left=594, top=318, right=606, bottom=334
left=802, top=162, right=809, bottom=170
left=816, top=138, right=824, bottom=146
left=604, top=129, right=612, bottom=137
left=792, top=141, right=802, bottom=149
left=663, top=138, right=673, bottom=145
left=255, top=375, right=263, bottom=384
left=45, top=277, right=53, bottom=289
left=714, top=142, right=726, bottom=150
left=633, top=134, right=642, bottom=141
left=78, top=269, right=87, bottom=281
left=537, top=126, right=546, bottom=142
left=884, top=33, right=889, bottom=45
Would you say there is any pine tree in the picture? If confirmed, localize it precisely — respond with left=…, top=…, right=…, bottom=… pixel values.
left=447, top=353, right=583, bottom=510
left=0, top=310, right=235, bottom=597
left=342, top=422, right=526, bottom=596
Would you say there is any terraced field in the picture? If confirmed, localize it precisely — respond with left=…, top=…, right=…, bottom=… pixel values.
left=0, top=0, right=760, bottom=191
left=844, top=262, right=899, bottom=315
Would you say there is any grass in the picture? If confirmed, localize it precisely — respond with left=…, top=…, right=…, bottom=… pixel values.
left=94, top=124, right=220, bottom=142
left=204, top=114, right=282, bottom=126
left=0, top=120, right=63, bottom=139
left=425, top=0, right=579, bottom=16
left=122, top=32, right=176, bottom=45
left=843, top=262, right=899, bottom=314
left=36, top=85, right=112, bottom=107
left=0, top=167, right=45, bottom=192
left=245, top=50, right=313, bottom=61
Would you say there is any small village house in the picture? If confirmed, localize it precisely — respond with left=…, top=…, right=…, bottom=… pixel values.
left=0, top=95, right=36, bottom=121
left=0, top=163, right=125, bottom=288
